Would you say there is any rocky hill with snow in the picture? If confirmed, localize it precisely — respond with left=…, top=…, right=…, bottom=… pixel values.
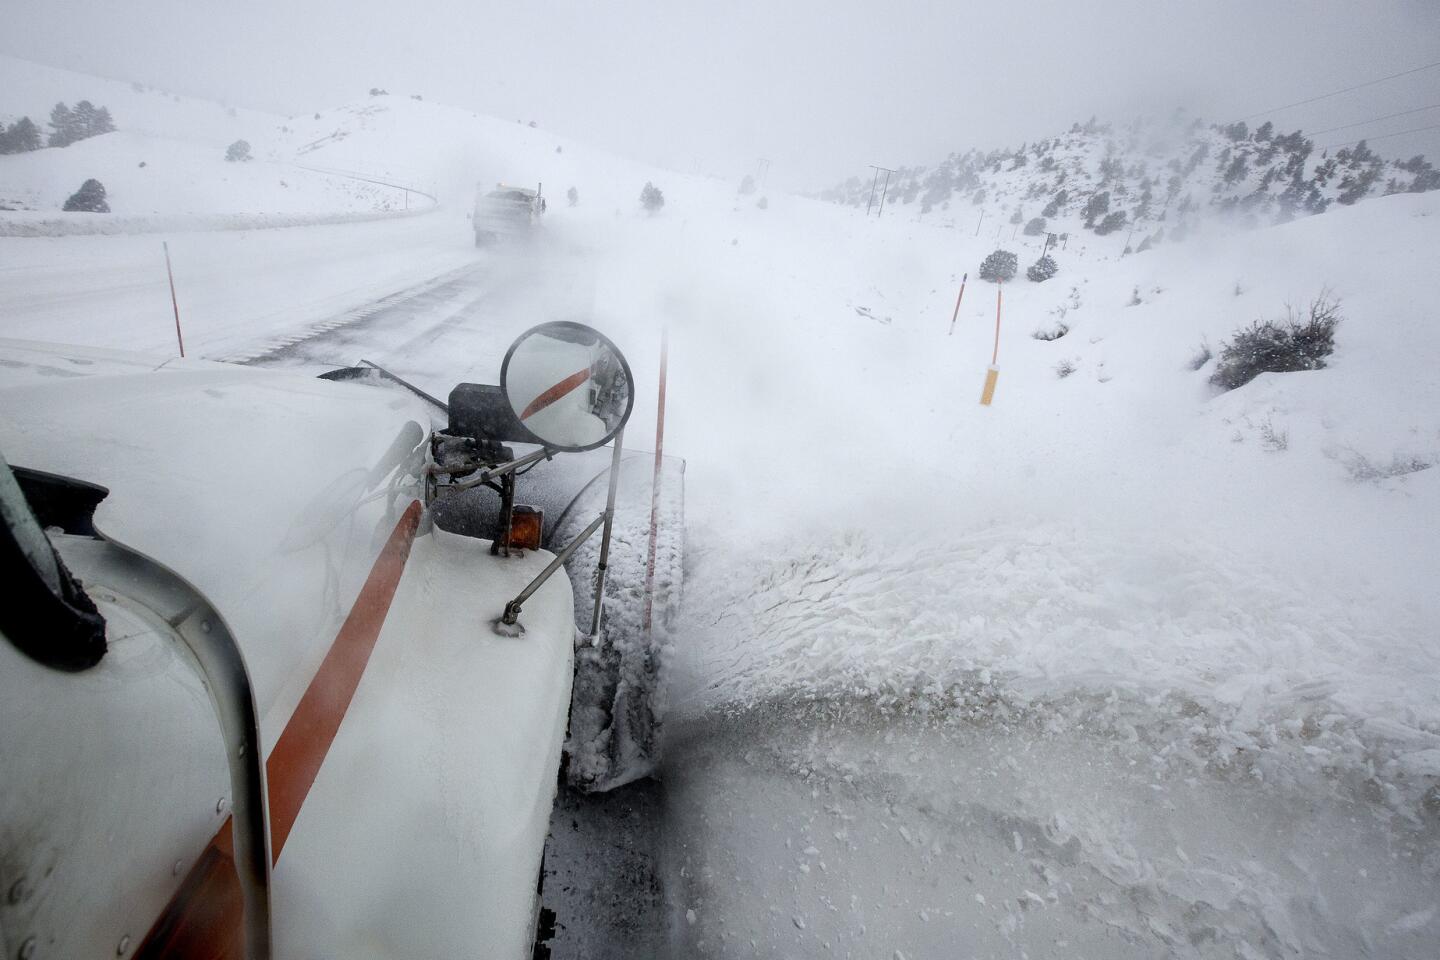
left=819, top=112, right=1440, bottom=255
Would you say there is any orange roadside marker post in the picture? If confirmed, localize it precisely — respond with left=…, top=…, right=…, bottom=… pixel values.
left=980, top=279, right=1001, bottom=405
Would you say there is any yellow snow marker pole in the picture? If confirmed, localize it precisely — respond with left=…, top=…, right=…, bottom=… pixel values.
left=980, top=279, right=1001, bottom=405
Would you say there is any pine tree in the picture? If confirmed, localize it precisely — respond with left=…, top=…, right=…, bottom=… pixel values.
left=71, top=101, right=98, bottom=138
left=48, top=102, right=77, bottom=147
left=640, top=182, right=665, bottom=213
left=1094, top=210, right=1127, bottom=235
left=225, top=140, right=252, bottom=162
left=738, top=174, right=756, bottom=195
left=1026, top=255, right=1058, bottom=282
left=567, top=186, right=579, bottom=207
left=1082, top=190, right=1110, bottom=228
left=978, top=249, right=1018, bottom=282
left=63, top=179, right=109, bottom=213
left=1223, top=153, right=1249, bottom=184
left=9, top=117, right=41, bottom=152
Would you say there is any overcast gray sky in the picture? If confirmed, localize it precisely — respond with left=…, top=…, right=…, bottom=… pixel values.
left=6, top=0, right=1439, bottom=188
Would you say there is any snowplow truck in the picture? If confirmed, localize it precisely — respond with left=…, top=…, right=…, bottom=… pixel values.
left=474, top=182, right=545, bottom=246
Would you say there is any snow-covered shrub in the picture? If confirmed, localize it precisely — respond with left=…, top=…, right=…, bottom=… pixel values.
left=1343, top=451, right=1434, bottom=482
left=1258, top=418, right=1288, bottom=452
left=1041, top=190, right=1067, bottom=217
left=1010, top=207, right=1024, bottom=224
left=756, top=196, right=769, bottom=209
left=1082, top=190, right=1110, bottom=227
left=978, top=249, right=1018, bottom=282
left=1023, top=216, right=1047, bottom=236
left=738, top=174, right=756, bottom=195
left=1032, top=321, right=1069, bottom=341
left=1094, top=210, right=1127, bottom=235
left=640, top=181, right=665, bottom=214
left=225, top=139, right=252, bottom=162
left=1210, top=294, right=1340, bottom=391
left=1055, top=359, right=1077, bottom=378
left=1026, top=255, right=1058, bottom=282
left=62, top=179, right=109, bottom=213
left=567, top=186, right=579, bottom=207
left=1187, top=339, right=1212, bottom=370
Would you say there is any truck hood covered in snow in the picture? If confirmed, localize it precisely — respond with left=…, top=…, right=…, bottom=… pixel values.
left=0, top=339, right=576, bottom=956
left=0, top=339, right=433, bottom=753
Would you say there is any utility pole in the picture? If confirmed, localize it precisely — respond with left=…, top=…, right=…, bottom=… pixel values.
left=867, top=164, right=896, bottom=217
left=974, top=208, right=985, bottom=237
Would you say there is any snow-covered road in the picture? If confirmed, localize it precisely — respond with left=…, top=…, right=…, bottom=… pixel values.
left=662, top=701, right=1438, bottom=959
left=0, top=211, right=479, bottom=359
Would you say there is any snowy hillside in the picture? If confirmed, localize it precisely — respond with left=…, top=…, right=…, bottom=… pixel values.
left=0, top=55, right=431, bottom=227
left=0, top=54, right=734, bottom=232
left=819, top=112, right=1440, bottom=256
left=267, top=95, right=721, bottom=213
left=0, top=54, right=278, bottom=147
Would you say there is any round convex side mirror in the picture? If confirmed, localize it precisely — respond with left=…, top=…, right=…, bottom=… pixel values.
left=500, top=321, right=634, bottom=452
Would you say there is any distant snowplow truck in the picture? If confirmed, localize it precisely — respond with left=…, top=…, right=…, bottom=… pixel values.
left=474, top=182, right=546, bottom=246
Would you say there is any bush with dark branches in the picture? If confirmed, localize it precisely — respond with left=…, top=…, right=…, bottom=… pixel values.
left=1210, top=294, right=1341, bottom=390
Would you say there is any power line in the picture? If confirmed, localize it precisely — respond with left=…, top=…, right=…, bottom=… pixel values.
left=1243, top=59, right=1440, bottom=120
left=1306, top=102, right=1440, bottom=138
left=1323, top=121, right=1440, bottom=150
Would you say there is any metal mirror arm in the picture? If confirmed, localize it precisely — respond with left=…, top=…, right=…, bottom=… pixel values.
left=436, top=446, right=553, bottom=489
left=495, top=430, right=625, bottom=637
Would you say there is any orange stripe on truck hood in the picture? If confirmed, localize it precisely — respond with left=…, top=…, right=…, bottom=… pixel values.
left=138, top=500, right=424, bottom=960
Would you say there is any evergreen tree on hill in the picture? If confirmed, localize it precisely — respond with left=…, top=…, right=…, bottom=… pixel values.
left=48, top=102, right=77, bottom=147
left=72, top=101, right=98, bottom=136
left=0, top=117, right=42, bottom=154
left=92, top=106, right=115, bottom=135
left=46, top=100, right=115, bottom=146
left=1082, top=190, right=1110, bottom=228
left=63, top=179, right=109, bottom=213
left=1094, top=210, right=1127, bottom=235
